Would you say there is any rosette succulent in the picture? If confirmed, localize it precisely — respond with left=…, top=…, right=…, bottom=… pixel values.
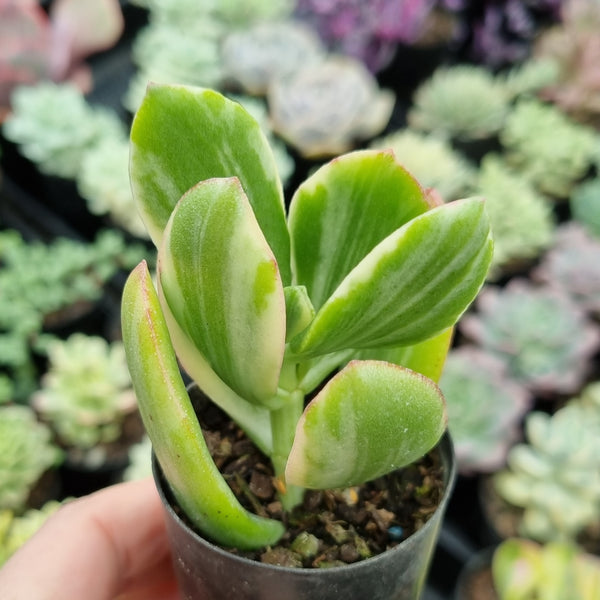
left=494, top=386, right=600, bottom=544
left=0, top=405, right=63, bottom=512
left=121, top=83, right=493, bottom=550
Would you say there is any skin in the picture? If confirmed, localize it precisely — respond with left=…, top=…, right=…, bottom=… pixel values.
left=0, top=478, right=181, bottom=600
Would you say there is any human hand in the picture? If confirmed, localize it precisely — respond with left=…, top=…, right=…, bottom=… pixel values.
left=0, top=477, right=180, bottom=600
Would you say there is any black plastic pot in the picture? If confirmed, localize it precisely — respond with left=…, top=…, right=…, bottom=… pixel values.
left=154, top=432, right=456, bottom=600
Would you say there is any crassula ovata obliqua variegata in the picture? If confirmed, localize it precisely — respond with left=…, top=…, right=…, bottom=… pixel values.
left=121, top=83, right=493, bottom=551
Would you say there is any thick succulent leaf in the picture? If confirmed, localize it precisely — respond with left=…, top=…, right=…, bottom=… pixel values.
left=130, top=83, right=291, bottom=284
left=290, top=197, right=493, bottom=357
left=284, top=285, right=315, bottom=342
left=356, top=328, right=454, bottom=383
left=158, top=177, right=286, bottom=407
left=285, top=360, right=447, bottom=489
left=289, top=150, right=431, bottom=309
left=121, top=261, right=284, bottom=549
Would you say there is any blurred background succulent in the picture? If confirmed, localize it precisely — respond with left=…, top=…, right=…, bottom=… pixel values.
left=76, top=135, right=148, bottom=238
left=493, top=386, right=600, bottom=545
left=492, top=538, right=600, bottom=599
left=0, top=405, right=63, bottom=512
left=532, top=223, right=600, bottom=317
left=407, top=64, right=510, bottom=141
left=499, top=97, right=599, bottom=199
left=122, top=435, right=153, bottom=482
left=439, top=345, right=531, bottom=475
left=0, top=0, right=124, bottom=120
left=0, top=229, right=148, bottom=401
left=268, top=56, right=395, bottom=158
left=570, top=177, right=600, bottom=239
left=475, top=154, right=555, bottom=278
left=31, top=333, right=139, bottom=469
left=2, top=82, right=125, bottom=179
left=460, top=279, right=600, bottom=397
left=533, top=0, right=600, bottom=128
left=293, top=0, right=440, bottom=73
left=0, top=500, right=62, bottom=567
left=369, top=129, right=476, bottom=201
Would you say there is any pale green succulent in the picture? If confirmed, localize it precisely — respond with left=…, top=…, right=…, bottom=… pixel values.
left=122, top=435, right=153, bottom=482
left=475, top=155, right=555, bottom=278
left=370, top=130, right=476, bottom=202
left=494, top=387, right=600, bottom=544
left=0, top=405, right=63, bottom=512
left=211, top=0, right=294, bottom=26
left=492, top=538, right=600, bottom=600
left=76, top=135, right=148, bottom=238
left=500, top=57, right=561, bottom=100
left=0, top=501, right=62, bottom=567
left=32, top=334, right=138, bottom=454
left=3, top=82, right=125, bottom=178
left=570, top=178, right=600, bottom=239
left=460, top=280, right=600, bottom=396
left=408, top=65, right=510, bottom=141
left=121, top=83, right=492, bottom=550
left=439, top=346, right=531, bottom=475
left=500, top=98, right=600, bottom=198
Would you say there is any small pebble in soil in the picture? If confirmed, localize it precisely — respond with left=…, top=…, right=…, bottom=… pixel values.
left=388, top=525, right=404, bottom=541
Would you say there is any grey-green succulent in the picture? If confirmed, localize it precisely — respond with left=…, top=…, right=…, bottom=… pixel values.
left=460, top=280, right=600, bottom=396
left=500, top=98, right=599, bottom=199
left=570, top=177, right=600, bottom=239
left=475, top=154, right=555, bottom=278
left=32, top=334, right=138, bottom=462
left=408, top=64, right=510, bottom=141
left=3, top=82, right=125, bottom=179
left=0, top=405, right=63, bottom=512
left=440, top=346, right=531, bottom=475
left=370, top=130, right=476, bottom=202
left=494, top=386, right=600, bottom=544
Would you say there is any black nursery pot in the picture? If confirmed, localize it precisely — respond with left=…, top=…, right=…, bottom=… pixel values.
left=154, top=433, right=456, bottom=600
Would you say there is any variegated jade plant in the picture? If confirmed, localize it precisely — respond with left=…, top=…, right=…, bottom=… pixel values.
left=121, top=83, right=493, bottom=551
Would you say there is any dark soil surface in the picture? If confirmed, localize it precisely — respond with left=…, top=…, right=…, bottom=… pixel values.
left=189, top=387, right=447, bottom=568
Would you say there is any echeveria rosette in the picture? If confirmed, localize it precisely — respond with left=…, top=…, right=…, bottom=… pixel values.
left=124, top=83, right=493, bottom=550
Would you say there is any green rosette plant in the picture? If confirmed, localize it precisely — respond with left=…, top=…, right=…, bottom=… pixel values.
left=121, top=83, right=493, bottom=551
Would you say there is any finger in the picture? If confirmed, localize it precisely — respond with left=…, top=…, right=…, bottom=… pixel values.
left=0, top=478, right=175, bottom=600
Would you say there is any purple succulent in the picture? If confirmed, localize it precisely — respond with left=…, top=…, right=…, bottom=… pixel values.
left=293, top=0, right=437, bottom=72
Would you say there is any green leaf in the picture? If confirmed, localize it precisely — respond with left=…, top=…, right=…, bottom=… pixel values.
left=284, top=285, right=315, bottom=342
left=290, top=197, right=493, bottom=357
left=158, top=177, right=286, bottom=407
left=130, top=83, right=291, bottom=284
left=121, top=261, right=284, bottom=549
left=285, top=360, right=446, bottom=489
left=289, top=150, right=432, bottom=309
left=356, top=328, right=454, bottom=383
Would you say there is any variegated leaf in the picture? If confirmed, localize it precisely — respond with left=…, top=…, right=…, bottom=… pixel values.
left=130, top=83, right=291, bottom=284
left=158, top=177, right=286, bottom=407
left=121, top=261, right=284, bottom=549
left=285, top=360, right=447, bottom=489
left=288, top=150, right=431, bottom=309
left=290, top=197, right=493, bottom=357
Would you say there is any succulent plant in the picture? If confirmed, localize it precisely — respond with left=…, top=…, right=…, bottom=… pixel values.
left=0, top=500, right=62, bottom=567
left=533, top=0, right=600, bottom=128
left=293, top=0, right=438, bottom=72
left=532, top=223, right=600, bottom=317
left=221, top=20, right=325, bottom=96
left=407, top=64, right=510, bottom=141
left=475, top=154, right=555, bottom=278
left=460, top=279, right=600, bottom=396
left=0, top=0, right=124, bottom=119
left=0, top=229, right=148, bottom=401
left=2, top=82, right=125, bottom=178
left=76, top=135, right=149, bottom=238
left=494, top=387, right=600, bottom=544
left=0, top=405, right=63, bottom=512
left=500, top=57, right=561, bottom=100
left=369, top=129, right=476, bottom=201
left=500, top=98, right=599, bottom=199
left=122, top=435, right=153, bottom=482
left=268, top=56, right=395, bottom=158
left=32, top=334, right=138, bottom=458
left=210, top=0, right=294, bottom=26
left=492, top=538, right=600, bottom=600
left=439, top=345, right=531, bottom=475
left=570, top=177, right=600, bottom=239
